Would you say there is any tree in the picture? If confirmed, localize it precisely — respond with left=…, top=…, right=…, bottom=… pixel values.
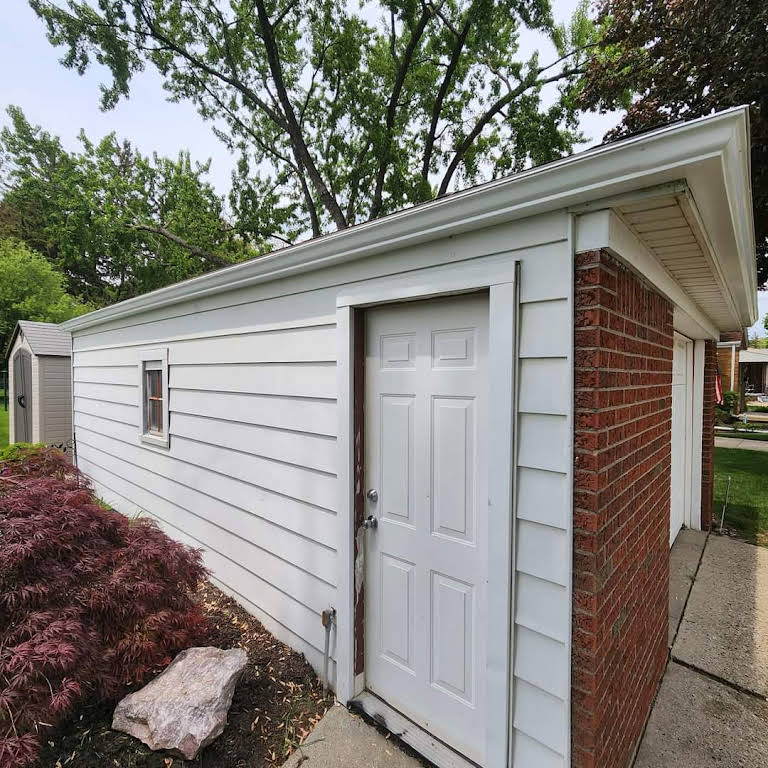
left=578, top=0, right=768, bottom=286
left=29, top=0, right=598, bottom=240
left=0, top=107, right=258, bottom=307
left=0, top=238, right=89, bottom=353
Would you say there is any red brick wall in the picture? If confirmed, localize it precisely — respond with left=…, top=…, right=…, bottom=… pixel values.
left=700, top=340, right=717, bottom=530
left=572, top=249, right=673, bottom=768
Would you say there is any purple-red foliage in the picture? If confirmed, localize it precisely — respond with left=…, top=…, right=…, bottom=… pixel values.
left=0, top=446, right=209, bottom=767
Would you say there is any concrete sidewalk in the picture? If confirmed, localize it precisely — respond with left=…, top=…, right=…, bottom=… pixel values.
left=636, top=535, right=768, bottom=767
left=715, top=435, right=768, bottom=451
left=282, top=703, right=421, bottom=768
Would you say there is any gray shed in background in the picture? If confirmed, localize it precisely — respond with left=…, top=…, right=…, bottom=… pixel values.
left=5, top=321, right=72, bottom=446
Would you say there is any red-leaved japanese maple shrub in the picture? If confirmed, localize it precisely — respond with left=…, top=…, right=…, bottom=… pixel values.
left=0, top=446, right=209, bottom=768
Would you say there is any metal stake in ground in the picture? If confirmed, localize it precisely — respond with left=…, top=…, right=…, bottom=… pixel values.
left=719, top=475, right=732, bottom=533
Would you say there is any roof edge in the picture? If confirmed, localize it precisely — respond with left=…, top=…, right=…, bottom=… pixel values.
left=61, top=106, right=754, bottom=333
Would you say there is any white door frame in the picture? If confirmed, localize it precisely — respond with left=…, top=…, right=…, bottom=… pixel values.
left=671, top=331, right=698, bottom=542
left=336, top=259, right=519, bottom=767
left=688, top=339, right=706, bottom=530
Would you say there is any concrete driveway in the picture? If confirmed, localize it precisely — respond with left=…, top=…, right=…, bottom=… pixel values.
left=635, top=534, right=768, bottom=767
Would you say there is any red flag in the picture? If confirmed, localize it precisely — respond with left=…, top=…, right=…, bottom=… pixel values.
left=715, top=370, right=724, bottom=405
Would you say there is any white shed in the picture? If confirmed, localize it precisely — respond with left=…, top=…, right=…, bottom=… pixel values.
left=60, top=108, right=757, bottom=768
left=5, top=321, right=73, bottom=446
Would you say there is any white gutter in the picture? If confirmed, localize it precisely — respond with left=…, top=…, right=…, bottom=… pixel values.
left=62, top=106, right=756, bottom=333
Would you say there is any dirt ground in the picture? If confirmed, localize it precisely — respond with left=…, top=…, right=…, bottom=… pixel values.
left=36, top=582, right=333, bottom=768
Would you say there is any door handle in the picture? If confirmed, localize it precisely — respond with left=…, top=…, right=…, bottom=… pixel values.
left=362, top=515, right=378, bottom=530
left=17, top=395, right=25, bottom=408
left=366, top=489, right=378, bottom=502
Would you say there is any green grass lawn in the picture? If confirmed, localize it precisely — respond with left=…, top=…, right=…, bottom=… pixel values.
left=714, top=446, right=768, bottom=546
left=0, top=388, right=7, bottom=448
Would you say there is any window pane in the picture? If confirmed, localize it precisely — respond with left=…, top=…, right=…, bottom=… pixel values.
left=147, top=369, right=161, bottom=398
left=151, top=399, right=163, bottom=432
left=145, top=369, right=163, bottom=433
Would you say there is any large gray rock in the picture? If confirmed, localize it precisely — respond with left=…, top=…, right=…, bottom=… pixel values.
left=112, top=646, right=248, bottom=759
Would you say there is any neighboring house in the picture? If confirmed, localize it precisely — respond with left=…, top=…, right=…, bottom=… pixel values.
left=717, top=330, right=747, bottom=392
left=5, top=321, right=72, bottom=445
left=60, top=108, right=757, bottom=768
left=741, top=347, right=768, bottom=395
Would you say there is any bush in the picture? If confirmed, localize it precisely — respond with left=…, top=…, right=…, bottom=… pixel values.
left=715, top=390, right=739, bottom=424
left=0, top=446, right=208, bottom=768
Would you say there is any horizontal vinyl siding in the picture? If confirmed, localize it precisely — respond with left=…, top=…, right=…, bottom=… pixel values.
left=513, top=257, right=572, bottom=765
left=73, top=309, right=340, bottom=675
left=71, top=214, right=573, bottom=764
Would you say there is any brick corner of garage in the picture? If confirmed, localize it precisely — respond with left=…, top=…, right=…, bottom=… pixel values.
left=571, top=248, right=672, bottom=767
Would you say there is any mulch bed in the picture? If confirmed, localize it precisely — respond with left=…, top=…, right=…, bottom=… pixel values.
left=36, top=581, right=334, bottom=768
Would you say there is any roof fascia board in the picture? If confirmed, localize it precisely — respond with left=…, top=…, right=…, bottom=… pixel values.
left=721, top=119, right=758, bottom=321
left=61, top=107, right=752, bottom=333
left=575, top=208, right=719, bottom=340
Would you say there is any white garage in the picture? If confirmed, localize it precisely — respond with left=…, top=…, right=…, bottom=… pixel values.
left=60, top=108, right=756, bottom=768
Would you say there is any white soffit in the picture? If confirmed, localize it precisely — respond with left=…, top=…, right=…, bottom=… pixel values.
left=615, top=190, right=739, bottom=331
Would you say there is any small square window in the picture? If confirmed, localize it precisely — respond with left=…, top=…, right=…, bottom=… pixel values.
left=139, top=349, right=169, bottom=447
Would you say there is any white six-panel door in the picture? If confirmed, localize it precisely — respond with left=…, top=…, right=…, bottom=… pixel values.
left=363, top=293, right=489, bottom=765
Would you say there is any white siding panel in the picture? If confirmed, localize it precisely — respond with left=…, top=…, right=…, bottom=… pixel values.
left=170, top=413, right=338, bottom=473
left=81, top=455, right=332, bottom=659
left=519, top=246, right=571, bottom=304
left=170, top=363, right=337, bottom=399
left=519, top=299, right=569, bottom=358
left=512, top=732, right=565, bottom=768
left=74, top=346, right=143, bottom=368
left=517, top=520, right=569, bottom=587
left=517, top=467, right=568, bottom=529
left=514, top=625, right=568, bottom=699
left=170, top=412, right=336, bottom=474
left=74, top=381, right=138, bottom=406
left=74, top=423, right=338, bottom=551
left=515, top=573, right=569, bottom=643
left=170, top=389, right=337, bottom=436
left=74, top=396, right=139, bottom=427
left=513, top=679, right=567, bottom=757
left=73, top=288, right=338, bottom=351
left=169, top=325, right=336, bottom=364
left=519, top=358, right=569, bottom=415
left=170, top=433, right=337, bottom=510
left=75, top=446, right=336, bottom=608
left=74, top=365, right=135, bottom=386
left=517, top=413, right=569, bottom=473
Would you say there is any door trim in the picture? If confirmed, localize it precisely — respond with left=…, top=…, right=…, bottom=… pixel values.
left=336, top=260, right=519, bottom=767
left=671, top=331, right=696, bottom=545
left=689, top=339, right=705, bottom=530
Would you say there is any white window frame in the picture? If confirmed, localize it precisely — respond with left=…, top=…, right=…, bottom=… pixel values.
left=138, top=347, right=170, bottom=448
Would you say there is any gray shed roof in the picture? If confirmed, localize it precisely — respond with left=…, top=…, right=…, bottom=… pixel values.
left=740, top=348, right=768, bottom=364
left=5, top=321, right=71, bottom=359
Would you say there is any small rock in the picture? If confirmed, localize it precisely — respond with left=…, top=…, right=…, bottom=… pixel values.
left=112, top=646, right=248, bottom=759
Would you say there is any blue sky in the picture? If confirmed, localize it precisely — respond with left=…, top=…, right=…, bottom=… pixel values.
left=1, top=0, right=764, bottom=334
